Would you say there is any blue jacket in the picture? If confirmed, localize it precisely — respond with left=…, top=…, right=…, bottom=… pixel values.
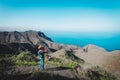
left=38, top=50, right=44, bottom=59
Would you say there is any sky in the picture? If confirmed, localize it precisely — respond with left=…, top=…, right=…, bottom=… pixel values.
left=0, top=0, right=120, bottom=35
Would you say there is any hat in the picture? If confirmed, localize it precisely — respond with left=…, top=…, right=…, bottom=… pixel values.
left=38, top=45, right=44, bottom=49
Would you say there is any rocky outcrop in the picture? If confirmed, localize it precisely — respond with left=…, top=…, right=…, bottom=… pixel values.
left=83, top=44, right=106, bottom=53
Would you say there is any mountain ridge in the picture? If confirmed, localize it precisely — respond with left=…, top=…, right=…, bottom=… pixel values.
left=0, top=30, right=81, bottom=54
left=0, top=30, right=119, bottom=54
left=0, top=30, right=120, bottom=80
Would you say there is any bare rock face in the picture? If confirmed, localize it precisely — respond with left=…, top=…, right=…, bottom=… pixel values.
left=74, top=44, right=108, bottom=67
left=74, top=45, right=120, bottom=80
left=83, top=44, right=106, bottom=53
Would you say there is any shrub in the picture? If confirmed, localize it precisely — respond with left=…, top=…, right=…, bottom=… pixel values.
left=67, top=62, right=77, bottom=68
left=16, top=51, right=39, bottom=62
left=15, top=51, right=39, bottom=66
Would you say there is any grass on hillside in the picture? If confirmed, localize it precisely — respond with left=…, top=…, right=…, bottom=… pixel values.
left=47, top=56, right=79, bottom=68
left=0, top=51, right=118, bottom=80
left=15, top=51, right=39, bottom=66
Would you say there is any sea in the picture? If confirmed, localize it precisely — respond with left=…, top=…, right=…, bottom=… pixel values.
left=44, top=31, right=120, bottom=51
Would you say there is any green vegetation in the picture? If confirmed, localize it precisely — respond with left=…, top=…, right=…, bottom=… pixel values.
left=46, top=56, right=78, bottom=68
left=67, top=61, right=77, bottom=68
left=16, top=51, right=38, bottom=62
left=0, top=51, right=118, bottom=80
left=0, top=51, right=39, bottom=71
left=16, top=61, right=38, bottom=66
left=15, top=51, right=39, bottom=66
left=46, top=57, right=62, bottom=66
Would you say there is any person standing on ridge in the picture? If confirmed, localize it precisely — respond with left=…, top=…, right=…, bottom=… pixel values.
left=38, top=45, right=48, bottom=70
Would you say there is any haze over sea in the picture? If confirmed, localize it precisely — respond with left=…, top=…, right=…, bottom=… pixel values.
left=45, top=31, right=120, bottom=51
